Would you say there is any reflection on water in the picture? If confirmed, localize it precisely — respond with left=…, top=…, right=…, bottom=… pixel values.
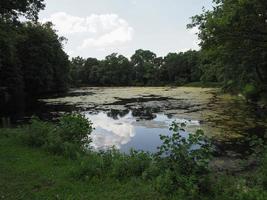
left=84, top=111, right=200, bottom=153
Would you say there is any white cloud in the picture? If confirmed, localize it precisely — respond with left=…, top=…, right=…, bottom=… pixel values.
left=42, top=12, right=88, bottom=35
left=42, top=12, right=134, bottom=49
left=80, top=26, right=134, bottom=49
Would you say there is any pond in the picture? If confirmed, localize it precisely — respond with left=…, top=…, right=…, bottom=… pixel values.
left=1, top=87, right=267, bottom=156
left=85, top=111, right=199, bottom=153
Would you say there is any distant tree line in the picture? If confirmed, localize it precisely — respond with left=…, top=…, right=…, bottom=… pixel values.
left=69, top=50, right=201, bottom=86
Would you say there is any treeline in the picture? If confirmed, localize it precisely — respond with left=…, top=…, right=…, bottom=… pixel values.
left=69, top=50, right=201, bottom=86
left=0, top=0, right=69, bottom=109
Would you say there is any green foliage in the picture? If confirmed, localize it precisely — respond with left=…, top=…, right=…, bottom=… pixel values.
left=153, top=169, right=175, bottom=194
left=69, top=50, right=202, bottom=87
left=0, top=0, right=45, bottom=21
left=3, top=120, right=267, bottom=199
left=0, top=1, right=69, bottom=111
left=242, top=84, right=259, bottom=101
left=157, top=122, right=212, bottom=175
left=188, top=0, right=267, bottom=99
left=57, top=114, right=93, bottom=147
left=17, top=22, right=70, bottom=96
left=0, top=20, right=24, bottom=109
left=60, top=120, right=214, bottom=197
left=21, top=114, right=93, bottom=158
left=21, top=117, right=55, bottom=147
left=152, top=122, right=212, bottom=194
left=72, top=153, right=107, bottom=180
left=111, top=150, right=152, bottom=179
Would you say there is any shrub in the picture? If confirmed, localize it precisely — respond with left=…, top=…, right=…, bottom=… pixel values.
left=21, top=114, right=93, bottom=158
left=142, top=161, right=161, bottom=180
left=72, top=149, right=121, bottom=181
left=21, top=117, right=55, bottom=147
left=57, top=113, right=93, bottom=147
left=153, top=169, right=175, bottom=194
left=44, top=131, right=82, bottom=159
left=111, top=150, right=152, bottom=179
left=242, top=83, right=259, bottom=101
left=154, top=122, right=213, bottom=194
left=157, top=122, right=212, bottom=175
left=72, top=153, right=106, bottom=180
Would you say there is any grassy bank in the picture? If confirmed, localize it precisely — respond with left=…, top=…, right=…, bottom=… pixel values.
left=0, top=132, right=160, bottom=200
left=1, top=115, right=267, bottom=200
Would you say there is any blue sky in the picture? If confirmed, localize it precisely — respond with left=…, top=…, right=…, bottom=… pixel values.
left=40, top=0, right=213, bottom=59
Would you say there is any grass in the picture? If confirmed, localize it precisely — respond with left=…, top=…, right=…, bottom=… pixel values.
left=0, top=133, right=161, bottom=200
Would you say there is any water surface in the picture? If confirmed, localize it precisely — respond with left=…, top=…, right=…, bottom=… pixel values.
left=85, top=111, right=199, bottom=152
left=1, top=87, right=266, bottom=156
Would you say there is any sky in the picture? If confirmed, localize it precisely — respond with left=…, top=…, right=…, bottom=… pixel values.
left=39, top=0, right=213, bottom=59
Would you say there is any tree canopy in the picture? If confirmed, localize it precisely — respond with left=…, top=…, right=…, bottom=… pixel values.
left=0, top=0, right=69, bottom=111
left=69, top=50, right=201, bottom=86
left=0, top=0, right=45, bottom=21
left=188, top=0, right=267, bottom=99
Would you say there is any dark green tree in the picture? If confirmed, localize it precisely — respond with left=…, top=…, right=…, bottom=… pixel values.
left=17, top=22, right=69, bottom=96
left=188, top=0, right=267, bottom=98
left=131, top=49, right=157, bottom=85
left=0, top=20, right=24, bottom=108
left=0, top=0, right=45, bottom=21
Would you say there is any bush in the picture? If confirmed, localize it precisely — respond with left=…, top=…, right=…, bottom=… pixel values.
left=21, top=117, right=55, bottom=147
left=154, top=122, right=213, bottom=194
left=57, top=114, right=93, bottom=147
left=111, top=149, right=152, bottom=179
left=157, top=122, right=212, bottom=175
left=21, top=114, right=93, bottom=158
left=44, top=131, right=82, bottom=159
left=242, top=83, right=259, bottom=101
left=142, top=162, right=161, bottom=180
left=153, top=169, right=175, bottom=194
left=72, top=153, right=107, bottom=180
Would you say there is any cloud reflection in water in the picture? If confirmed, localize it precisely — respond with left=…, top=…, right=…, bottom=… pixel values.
left=85, top=112, right=135, bottom=150
left=84, top=111, right=200, bottom=151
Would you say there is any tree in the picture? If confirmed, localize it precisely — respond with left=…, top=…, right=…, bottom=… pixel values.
left=69, top=57, right=85, bottom=86
left=131, top=49, right=157, bottom=84
left=0, top=20, right=24, bottom=109
left=17, top=22, right=70, bottom=96
left=188, top=0, right=267, bottom=96
left=81, top=58, right=99, bottom=85
left=100, top=53, right=132, bottom=86
left=0, top=0, right=45, bottom=21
